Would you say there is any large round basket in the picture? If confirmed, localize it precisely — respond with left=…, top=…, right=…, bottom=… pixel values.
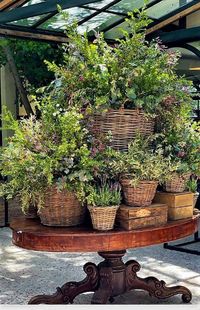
left=88, top=205, right=119, bottom=231
left=38, top=186, right=86, bottom=227
left=92, top=109, right=155, bottom=151
left=120, top=178, right=158, bottom=207
left=165, top=173, right=191, bottom=193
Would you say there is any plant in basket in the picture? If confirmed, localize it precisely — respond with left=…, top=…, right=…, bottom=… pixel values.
left=186, top=176, right=199, bottom=208
left=43, top=7, right=192, bottom=151
left=87, top=179, right=121, bottom=231
left=157, top=122, right=200, bottom=193
left=0, top=102, right=96, bottom=226
left=110, top=135, right=170, bottom=207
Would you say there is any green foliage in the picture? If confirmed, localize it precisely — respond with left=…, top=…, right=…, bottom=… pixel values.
left=87, top=182, right=121, bottom=207
left=42, top=8, right=192, bottom=115
left=186, top=178, right=198, bottom=193
left=110, top=135, right=172, bottom=186
left=155, top=122, right=200, bottom=176
left=0, top=103, right=96, bottom=212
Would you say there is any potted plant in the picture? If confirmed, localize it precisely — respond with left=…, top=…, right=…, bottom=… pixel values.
left=157, top=122, right=200, bottom=193
left=111, top=136, right=169, bottom=207
left=0, top=103, right=95, bottom=227
left=186, top=177, right=199, bottom=208
left=43, top=9, right=192, bottom=151
left=164, top=161, right=191, bottom=193
left=87, top=181, right=121, bottom=231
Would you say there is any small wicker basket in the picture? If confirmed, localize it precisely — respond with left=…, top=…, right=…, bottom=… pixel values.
left=88, top=205, right=119, bottom=231
left=120, top=178, right=158, bottom=207
left=165, top=173, right=191, bottom=193
left=38, top=186, right=86, bottom=227
left=92, top=109, right=155, bottom=151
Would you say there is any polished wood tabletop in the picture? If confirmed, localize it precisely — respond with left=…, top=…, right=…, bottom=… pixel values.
left=10, top=215, right=200, bottom=252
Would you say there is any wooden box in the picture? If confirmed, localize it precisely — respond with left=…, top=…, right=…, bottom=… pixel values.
left=116, top=203, right=168, bottom=231
left=153, top=192, right=194, bottom=221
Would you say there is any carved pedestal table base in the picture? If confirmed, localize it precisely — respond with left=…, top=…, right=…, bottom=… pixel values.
left=28, top=250, right=192, bottom=304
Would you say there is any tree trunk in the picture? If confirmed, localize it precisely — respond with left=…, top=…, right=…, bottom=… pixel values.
left=2, top=44, right=33, bottom=116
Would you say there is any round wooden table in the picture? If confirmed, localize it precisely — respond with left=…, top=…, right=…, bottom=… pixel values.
left=10, top=215, right=200, bottom=304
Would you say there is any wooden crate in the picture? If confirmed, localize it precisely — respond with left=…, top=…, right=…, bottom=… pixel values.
left=153, top=191, right=194, bottom=221
left=116, top=203, right=168, bottom=230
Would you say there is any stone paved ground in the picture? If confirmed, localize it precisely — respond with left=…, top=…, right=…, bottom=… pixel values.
left=0, top=227, right=200, bottom=304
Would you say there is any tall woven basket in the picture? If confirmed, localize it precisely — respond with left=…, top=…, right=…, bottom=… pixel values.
left=165, top=173, right=191, bottom=193
left=92, top=109, right=155, bottom=151
left=38, top=186, right=86, bottom=226
left=120, top=178, right=158, bottom=207
left=88, top=205, right=119, bottom=231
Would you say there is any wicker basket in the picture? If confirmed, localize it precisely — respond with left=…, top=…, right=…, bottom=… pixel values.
left=92, top=109, right=155, bottom=151
left=88, top=205, right=119, bottom=231
left=38, top=186, right=86, bottom=226
left=165, top=173, right=191, bottom=193
left=120, top=178, right=158, bottom=207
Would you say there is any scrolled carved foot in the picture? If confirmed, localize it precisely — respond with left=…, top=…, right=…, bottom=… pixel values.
left=28, top=262, right=99, bottom=304
left=125, top=260, right=192, bottom=303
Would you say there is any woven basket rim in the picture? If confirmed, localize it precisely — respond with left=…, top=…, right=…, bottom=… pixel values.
left=120, top=178, right=158, bottom=184
left=94, top=108, right=155, bottom=116
left=88, top=205, right=119, bottom=210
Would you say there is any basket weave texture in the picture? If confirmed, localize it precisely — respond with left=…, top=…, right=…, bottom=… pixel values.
left=39, top=186, right=86, bottom=226
left=120, top=179, right=158, bottom=207
left=165, top=173, right=191, bottom=193
left=88, top=205, right=119, bottom=231
left=93, top=109, right=155, bottom=151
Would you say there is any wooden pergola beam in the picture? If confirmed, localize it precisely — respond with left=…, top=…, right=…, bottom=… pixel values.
left=0, top=0, right=16, bottom=10
left=5, top=0, right=29, bottom=10
left=0, top=26, right=68, bottom=43
left=146, top=1, right=200, bottom=35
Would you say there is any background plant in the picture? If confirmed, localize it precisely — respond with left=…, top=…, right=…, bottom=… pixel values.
left=155, top=122, right=200, bottom=176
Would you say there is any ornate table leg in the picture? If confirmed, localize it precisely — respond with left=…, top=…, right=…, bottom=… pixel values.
left=125, top=260, right=192, bottom=303
left=28, top=263, right=99, bottom=304
left=28, top=250, right=192, bottom=304
left=91, top=250, right=126, bottom=304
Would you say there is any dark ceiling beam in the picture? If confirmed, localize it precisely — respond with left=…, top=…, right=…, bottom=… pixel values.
left=77, top=0, right=122, bottom=26
left=80, top=5, right=128, bottom=17
left=99, top=0, right=162, bottom=34
left=31, top=12, right=57, bottom=29
left=160, top=27, right=200, bottom=46
left=176, top=43, right=200, bottom=59
left=0, top=0, right=102, bottom=23
left=146, top=0, right=200, bottom=35
left=0, top=24, right=68, bottom=43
